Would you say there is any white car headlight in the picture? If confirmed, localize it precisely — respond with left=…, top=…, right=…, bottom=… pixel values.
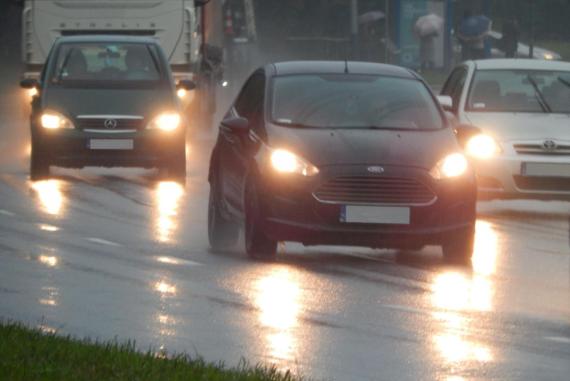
left=147, top=113, right=181, bottom=131
left=465, top=134, right=501, bottom=159
left=40, top=111, right=75, bottom=129
left=430, top=153, right=469, bottom=180
left=270, top=149, right=319, bottom=176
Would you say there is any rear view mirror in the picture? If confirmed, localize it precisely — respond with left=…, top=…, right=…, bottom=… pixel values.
left=177, top=79, right=197, bottom=91
left=437, top=95, right=453, bottom=111
left=454, top=124, right=481, bottom=147
left=221, top=117, right=249, bottom=133
left=20, top=78, right=39, bottom=89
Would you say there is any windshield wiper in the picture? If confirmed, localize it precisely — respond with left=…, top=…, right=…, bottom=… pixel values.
left=527, top=75, right=552, bottom=113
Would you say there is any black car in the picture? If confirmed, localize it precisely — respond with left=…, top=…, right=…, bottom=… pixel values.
left=208, top=61, right=477, bottom=263
left=20, top=35, right=194, bottom=180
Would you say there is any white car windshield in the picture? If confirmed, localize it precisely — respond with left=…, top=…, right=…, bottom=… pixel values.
left=271, top=74, right=444, bottom=130
left=468, top=69, right=570, bottom=113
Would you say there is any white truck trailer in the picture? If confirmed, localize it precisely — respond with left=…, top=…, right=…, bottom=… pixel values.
left=21, top=0, right=220, bottom=127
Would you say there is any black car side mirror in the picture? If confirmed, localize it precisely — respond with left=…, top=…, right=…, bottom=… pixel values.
left=20, top=78, right=40, bottom=89
left=221, top=117, right=249, bottom=134
left=454, top=124, right=481, bottom=147
left=177, top=79, right=197, bottom=91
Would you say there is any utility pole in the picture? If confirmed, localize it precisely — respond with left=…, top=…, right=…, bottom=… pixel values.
left=350, top=0, right=359, bottom=59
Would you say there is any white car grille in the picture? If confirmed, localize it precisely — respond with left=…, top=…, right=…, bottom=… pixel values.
left=513, top=143, right=570, bottom=156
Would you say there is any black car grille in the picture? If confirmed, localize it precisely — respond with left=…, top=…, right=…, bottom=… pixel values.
left=313, top=176, right=436, bottom=205
left=76, top=118, right=144, bottom=130
left=514, top=176, right=570, bottom=191
left=514, top=143, right=570, bottom=156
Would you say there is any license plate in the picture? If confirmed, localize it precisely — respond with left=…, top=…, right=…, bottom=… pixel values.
left=340, top=205, right=410, bottom=225
left=522, top=163, right=570, bottom=177
left=89, top=139, right=133, bottom=150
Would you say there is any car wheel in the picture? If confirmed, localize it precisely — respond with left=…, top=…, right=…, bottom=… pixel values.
left=30, top=139, right=50, bottom=180
left=208, top=174, right=239, bottom=250
left=245, top=180, right=277, bottom=260
left=442, top=226, right=475, bottom=264
left=163, top=145, right=186, bottom=180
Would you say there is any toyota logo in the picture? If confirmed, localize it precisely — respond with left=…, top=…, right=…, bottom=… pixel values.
left=542, top=140, right=557, bottom=151
left=104, top=119, right=117, bottom=129
left=367, top=166, right=384, bottom=174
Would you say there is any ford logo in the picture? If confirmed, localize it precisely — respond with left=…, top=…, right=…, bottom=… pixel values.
left=367, top=166, right=384, bottom=174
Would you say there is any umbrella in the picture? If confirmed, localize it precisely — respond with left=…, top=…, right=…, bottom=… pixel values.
left=414, top=14, right=443, bottom=37
left=358, top=11, right=385, bottom=25
left=459, top=15, right=491, bottom=38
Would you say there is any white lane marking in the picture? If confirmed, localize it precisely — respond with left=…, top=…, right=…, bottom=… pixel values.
left=0, top=209, right=15, bottom=216
left=545, top=336, right=570, bottom=344
left=155, top=256, right=202, bottom=266
left=86, top=237, right=122, bottom=247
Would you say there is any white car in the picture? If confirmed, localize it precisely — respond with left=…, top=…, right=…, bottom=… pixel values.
left=488, top=31, right=562, bottom=61
left=439, top=59, right=570, bottom=200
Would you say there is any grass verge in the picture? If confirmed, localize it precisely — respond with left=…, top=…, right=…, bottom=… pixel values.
left=0, top=322, right=303, bottom=381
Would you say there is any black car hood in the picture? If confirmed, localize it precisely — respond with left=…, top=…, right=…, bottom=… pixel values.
left=266, top=125, right=458, bottom=170
left=42, top=87, right=176, bottom=119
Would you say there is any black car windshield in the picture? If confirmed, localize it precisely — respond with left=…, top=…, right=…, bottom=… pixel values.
left=48, top=42, right=163, bottom=87
left=467, top=69, right=570, bottom=113
left=271, top=74, right=444, bottom=130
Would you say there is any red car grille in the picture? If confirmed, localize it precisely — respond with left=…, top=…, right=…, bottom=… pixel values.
left=313, top=176, right=436, bottom=205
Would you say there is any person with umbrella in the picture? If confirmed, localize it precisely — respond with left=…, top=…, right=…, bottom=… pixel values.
left=414, top=13, right=443, bottom=71
left=457, top=10, right=492, bottom=61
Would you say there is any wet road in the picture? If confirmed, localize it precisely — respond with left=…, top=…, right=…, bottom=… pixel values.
left=1, top=68, right=570, bottom=381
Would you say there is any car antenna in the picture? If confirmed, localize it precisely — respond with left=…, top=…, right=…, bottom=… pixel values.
left=344, top=59, right=349, bottom=74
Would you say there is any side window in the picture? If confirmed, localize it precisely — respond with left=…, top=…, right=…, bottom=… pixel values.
left=234, top=72, right=265, bottom=128
left=442, top=68, right=467, bottom=112
left=441, top=68, right=462, bottom=96
left=450, top=69, right=468, bottom=111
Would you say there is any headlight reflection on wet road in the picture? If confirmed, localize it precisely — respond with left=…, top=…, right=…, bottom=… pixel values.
left=430, top=220, right=500, bottom=369
left=154, top=181, right=184, bottom=244
left=31, top=180, right=64, bottom=216
left=255, top=268, right=301, bottom=361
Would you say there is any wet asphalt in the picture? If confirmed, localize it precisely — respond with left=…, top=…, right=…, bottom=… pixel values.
left=1, top=55, right=570, bottom=381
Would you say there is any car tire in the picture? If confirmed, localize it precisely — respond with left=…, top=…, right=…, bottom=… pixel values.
left=163, top=145, right=186, bottom=180
left=208, top=174, right=239, bottom=250
left=30, top=139, right=50, bottom=180
left=442, top=226, right=475, bottom=264
left=245, top=180, right=277, bottom=260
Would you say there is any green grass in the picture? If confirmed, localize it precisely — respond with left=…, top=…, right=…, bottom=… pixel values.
left=0, top=322, right=304, bottom=381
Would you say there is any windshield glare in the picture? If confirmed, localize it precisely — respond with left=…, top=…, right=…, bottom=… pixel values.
left=468, top=69, right=570, bottom=113
left=49, top=43, right=162, bottom=86
left=271, top=74, right=444, bottom=130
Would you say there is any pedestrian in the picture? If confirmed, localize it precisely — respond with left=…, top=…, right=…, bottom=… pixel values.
left=502, top=17, right=519, bottom=58
left=414, top=13, right=443, bottom=71
left=457, top=10, right=492, bottom=61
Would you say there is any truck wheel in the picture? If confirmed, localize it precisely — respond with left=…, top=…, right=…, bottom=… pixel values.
left=245, top=181, right=277, bottom=260
left=208, top=174, right=239, bottom=250
left=442, top=226, right=475, bottom=265
left=30, top=141, right=50, bottom=181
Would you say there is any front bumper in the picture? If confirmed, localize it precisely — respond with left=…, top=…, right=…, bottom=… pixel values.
left=36, top=128, right=185, bottom=169
left=473, top=153, right=570, bottom=201
left=256, top=164, right=476, bottom=248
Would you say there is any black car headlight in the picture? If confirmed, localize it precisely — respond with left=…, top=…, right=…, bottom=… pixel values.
left=40, top=110, right=75, bottom=130
left=269, top=148, right=319, bottom=177
left=430, top=153, right=469, bottom=180
left=146, top=112, right=181, bottom=131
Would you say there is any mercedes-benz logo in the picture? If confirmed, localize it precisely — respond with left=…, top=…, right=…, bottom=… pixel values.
left=542, top=140, right=557, bottom=151
left=104, top=119, right=117, bottom=129
left=367, top=166, right=384, bottom=174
